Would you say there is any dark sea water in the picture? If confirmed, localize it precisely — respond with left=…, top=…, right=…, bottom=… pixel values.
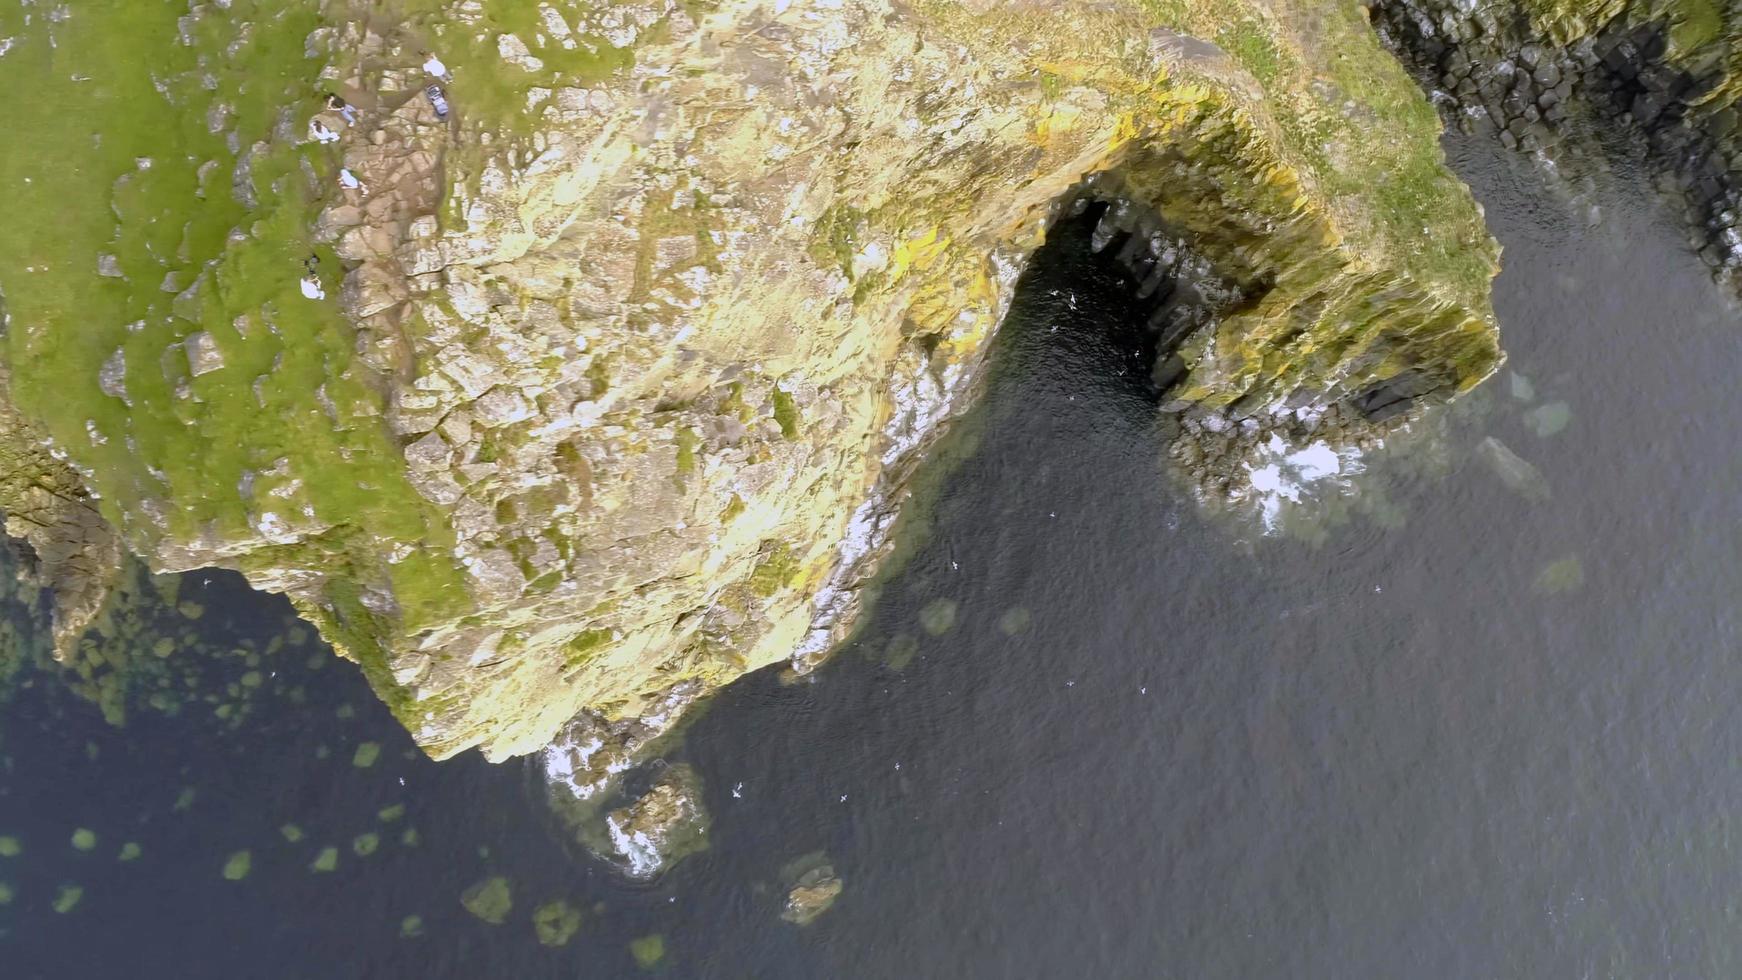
left=5, top=130, right=1742, bottom=979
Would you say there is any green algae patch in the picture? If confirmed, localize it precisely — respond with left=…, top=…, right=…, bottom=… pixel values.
left=461, top=875, right=513, bottom=925
left=998, top=607, right=1034, bottom=636
left=0, top=881, right=13, bottom=905
left=377, top=803, right=406, bottom=823
left=118, top=842, right=142, bottom=862
left=352, top=742, right=382, bottom=768
left=630, top=934, right=667, bottom=970
left=352, top=832, right=381, bottom=857
left=0, top=835, right=20, bottom=857
left=173, top=787, right=197, bottom=813
left=779, top=852, right=845, bottom=926
left=71, top=829, right=97, bottom=852
left=222, top=850, right=253, bottom=881
left=399, top=915, right=425, bottom=939
left=532, top=899, right=584, bottom=947
left=53, top=884, right=84, bottom=914
left=400, top=827, right=422, bottom=848
left=280, top=824, right=305, bottom=844
left=310, top=847, right=340, bottom=873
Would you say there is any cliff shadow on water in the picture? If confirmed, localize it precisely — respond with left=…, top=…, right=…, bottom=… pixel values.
left=854, top=195, right=1231, bottom=588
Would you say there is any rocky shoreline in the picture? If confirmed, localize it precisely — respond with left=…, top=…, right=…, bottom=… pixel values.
left=1367, top=0, right=1742, bottom=282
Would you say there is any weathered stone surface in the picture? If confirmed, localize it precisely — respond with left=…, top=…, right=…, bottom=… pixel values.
left=184, top=332, right=225, bottom=376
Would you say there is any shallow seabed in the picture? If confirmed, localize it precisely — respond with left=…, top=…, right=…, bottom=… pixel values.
left=4, top=131, right=1742, bottom=979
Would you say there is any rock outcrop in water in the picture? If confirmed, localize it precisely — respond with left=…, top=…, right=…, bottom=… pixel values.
left=0, top=0, right=1506, bottom=762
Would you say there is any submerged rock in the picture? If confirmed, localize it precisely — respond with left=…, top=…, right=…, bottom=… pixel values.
left=780, top=852, right=844, bottom=926
left=309, top=846, right=339, bottom=873
left=1477, top=436, right=1553, bottom=502
left=1534, top=555, right=1587, bottom=594
left=222, top=850, right=252, bottom=880
left=532, top=899, right=583, bottom=947
left=52, top=884, right=83, bottom=914
left=460, top=875, right=513, bottom=925
left=918, top=598, right=959, bottom=636
left=629, top=934, right=666, bottom=971
left=599, top=764, right=709, bottom=880
left=1524, top=400, right=1573, bottom=437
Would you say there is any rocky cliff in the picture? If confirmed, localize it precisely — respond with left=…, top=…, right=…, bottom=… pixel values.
left=0, top=0, right=1504, bottom=764
left=1369, top=0, right=1742, bottom=277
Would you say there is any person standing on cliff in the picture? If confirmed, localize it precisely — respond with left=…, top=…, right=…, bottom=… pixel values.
left=420, top=50, right=451, bottom=81
left=299, top=254, right=325, bottom=300
left=337, top=167, right=366, bottom=194
left=324, top=92, right=358, bottom=125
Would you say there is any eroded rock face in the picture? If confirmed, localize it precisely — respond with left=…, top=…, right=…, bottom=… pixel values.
left=0, top=362, right=121, bottom=662
left=0, top=0, right=1507, bottom=763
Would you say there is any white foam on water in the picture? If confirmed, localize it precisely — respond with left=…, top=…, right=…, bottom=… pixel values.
left=1243, top=434, right=1364, bottom=531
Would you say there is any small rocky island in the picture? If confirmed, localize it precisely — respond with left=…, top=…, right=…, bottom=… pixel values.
left=0, top=0, right=1738, bottom=869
